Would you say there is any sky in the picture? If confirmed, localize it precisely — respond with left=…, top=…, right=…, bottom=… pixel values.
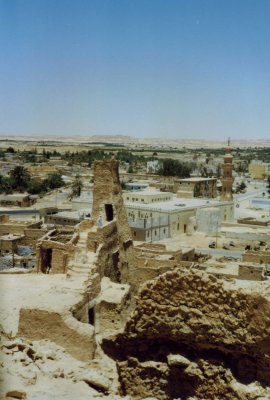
left=0, top=0, right=270, bottom=140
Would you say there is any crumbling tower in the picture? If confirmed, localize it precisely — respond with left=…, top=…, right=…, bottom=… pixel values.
left=221, top=138, right=234, bottom=201
left=92, top=160, right=130, bottom=241
left=92, top=160, right=136, bottom=284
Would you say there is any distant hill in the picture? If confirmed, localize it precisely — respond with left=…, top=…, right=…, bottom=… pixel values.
left=0, top=134, right=269, bottom=148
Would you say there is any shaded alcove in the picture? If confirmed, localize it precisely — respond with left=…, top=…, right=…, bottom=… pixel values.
left=40, top=248, right=52, bottom=273
left=105, top=203, right=114, bottom=222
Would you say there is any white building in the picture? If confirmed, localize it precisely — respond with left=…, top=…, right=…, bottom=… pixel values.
left=125, top=196, right=234, bottom=236
left=146, top=160, right=160, bottom=173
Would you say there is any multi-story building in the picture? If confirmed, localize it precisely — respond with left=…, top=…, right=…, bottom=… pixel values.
left=249, top=160, right=270, bottom=179
left=125, top=196, right=234, bottom=237
left=146, top=160, right=160, bottom=174
left=123, top=189, right=173, bottom=204
left=174, top=177, right=217, bottom=198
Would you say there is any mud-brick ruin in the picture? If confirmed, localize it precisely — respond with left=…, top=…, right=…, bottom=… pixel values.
left=1, top=160, right=270, bottom=400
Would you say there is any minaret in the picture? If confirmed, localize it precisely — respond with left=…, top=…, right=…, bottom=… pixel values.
left=221, top=138, right=234, bottom=201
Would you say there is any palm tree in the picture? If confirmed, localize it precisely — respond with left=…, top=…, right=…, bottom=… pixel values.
left=70, top=177, right=83, bottom=198
left=0, top=174, right=12, bottom=194
left=10, top=166, right=30, bottom=192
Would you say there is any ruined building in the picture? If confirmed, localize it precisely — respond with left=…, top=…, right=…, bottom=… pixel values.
left=1, top=160, right=270, bottom=400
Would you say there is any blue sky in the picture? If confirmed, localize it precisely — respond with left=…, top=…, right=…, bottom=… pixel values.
left=0, top=0, right=269, bottom=140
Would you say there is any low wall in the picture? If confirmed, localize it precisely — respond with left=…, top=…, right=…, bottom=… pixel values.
left=95, top=301, right=123, bottom=338
left=87, top=221, right=117, bottom=251
left=18, top=308, right=96, bottom=361
left=221, top=229, right=270, bottom=242
left=21, top=229, right=48, bottom=246
left=76, top=219, right=94, bottom=232
left=242, top=251, right=270, bottom=264
left=130, top=259, right=193, bottom=289
left=239, top=264, right=264, bottom=281
left=237, top=218, right=269, bottom=227
left=0, top=224, right=26, bottom=235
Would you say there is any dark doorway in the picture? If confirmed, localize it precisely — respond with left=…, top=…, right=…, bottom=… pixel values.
left=88, top=307, right=94, bottom=325
left=105, top=204, right=114, bottom=221
left=41, top=248, right=52, bottom=273
left=112, top=250, right=121, bottom=282
left=184, top=224, right=187, bottom=233
left=112, top=250, right=119, bottom=269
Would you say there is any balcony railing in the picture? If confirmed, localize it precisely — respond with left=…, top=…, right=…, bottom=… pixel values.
left=128, top=216, right=169, bottom=229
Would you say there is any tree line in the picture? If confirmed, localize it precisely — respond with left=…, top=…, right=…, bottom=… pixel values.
left=0, top=166, right=64, bottom=195
left=158, top=159, right=192, bottom=177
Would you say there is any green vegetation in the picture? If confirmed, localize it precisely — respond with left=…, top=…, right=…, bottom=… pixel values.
left=235, top=181, right=247, bottom=194
left=115, top=150, right=147, bottom=164
left=70, top=176, right=83, bottom=198
left=0, top=143, right=269, bottom=195
left=6, top=146, right=15, bottom=153
left=158, top=159, right=191, bottom=177
left=0, top=166, right=65, bottom=195
left=62, top=149, right=110, bottom=166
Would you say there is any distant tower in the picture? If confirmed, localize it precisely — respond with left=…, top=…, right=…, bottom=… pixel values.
left=221, top=137, right=234, bottom=201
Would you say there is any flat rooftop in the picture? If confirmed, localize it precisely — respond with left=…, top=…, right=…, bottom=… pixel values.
left=0, top=194, right=29, bottom=200
left=124, top=188, right=173, bottom=196
left=176, top=177, right=217, bottom=182
left=205, top=264, right=239, bottom=277
left=0, top=219, right=31, bottom=226
left=125, top=197, right=230, bottom=212
left=126, top=181, right=149, bottom=185
left=0, top=274, right=87, bottom=336
left=52, top=210, right=91, bottom=219
left=0, top=234, right=24, bottom=241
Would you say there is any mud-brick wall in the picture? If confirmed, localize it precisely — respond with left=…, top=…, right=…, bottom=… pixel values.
left=182, top=248, right=195, bottom=261
left=27, top=221, right=42, bottom=229
left=130, top=259, right=193, bottom=289
left=238, top=264, right=263, bottom=281
left=130, top=266, right=173, bottom=288
left=52, top=249, right=68, bottom=273
left=237, top=219, right=269, bottom=226
left=21, top=229, right=48, bottom=246
left=18, top=308, right=96, bottom=361
left=242, top=251, right=270, bottom=264
left=137, top=258, right=179, bottom=270
left=0, top=215, right=9, bottom=223
left=0, top=240, right=17, bottom=252
left=77, top=219, right=94, bottom=232
left=95, top=222, right=120, bottom=281
left=0, top=224, right=26, bottom=235
left=86, top=222, right=117, bottom=251
left=95, top=301, right=123, bottom=337
left=72, top=273, right=101, bottom=324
